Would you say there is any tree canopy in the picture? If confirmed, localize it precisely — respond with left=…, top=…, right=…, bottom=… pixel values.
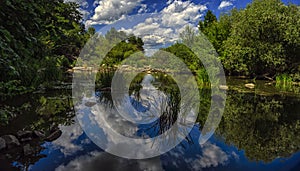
left=199, top=0, right=300, bottom=79
left=0, top=0, right=92, bottom=96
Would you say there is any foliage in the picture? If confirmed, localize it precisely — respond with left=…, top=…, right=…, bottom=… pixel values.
left=221, top=0, right=300, bottom=77
left=199, top=10, right=234, bottom=55
left=78, top=28, right=144, bottom=68
left=163, top=43, right=200, bottom=72
left=0, top=102, right=31, bottom=126
left=198, top=0, right=300, bottom=78
left=102, top=35, right=144, bottom=67
left=217, top=91, right=300, bottom=162
left=0, top=0, right=91, bottom=97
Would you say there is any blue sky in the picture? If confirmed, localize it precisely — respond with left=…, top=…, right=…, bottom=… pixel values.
left=69, top=0, right=300, bottom=26
left=65, top=0, right=299, bottom=54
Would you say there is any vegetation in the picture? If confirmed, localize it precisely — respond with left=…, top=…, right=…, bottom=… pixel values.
left=0, top=0, right=300, bottom=168
left=0, top=0, right=93, bottom=97
left=199, top=0, right=300, bottom=81
left=102, top=30, right=144, bottom=67
left=217, top=91, right=300, bottom=162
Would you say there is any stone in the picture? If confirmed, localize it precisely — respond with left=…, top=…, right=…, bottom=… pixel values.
left=23, top=144, right=33, bottom=156
left=0, top=137, right=6, bottom=150
left=33, top=130, right=45, bottom=138
left=100, top=87, right=111, bottom=92
left=219, top=85, right=229, bottom=90
left=85, top=101, right=96, bottom=107
left=45, top=130, right=62, bottom=142
left=1, top=135, right=20, bottom=148
left=245, top=83, right=255, bottom=89
left=17, top=130, right=32, bottom=139
left=20, top=137, right=32, bottom=142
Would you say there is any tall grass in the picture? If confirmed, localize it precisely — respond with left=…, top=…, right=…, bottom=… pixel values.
left=275, top=74, right=293, bottom=91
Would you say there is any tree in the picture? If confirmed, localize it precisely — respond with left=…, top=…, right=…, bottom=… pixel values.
left=222, top=0, right=300, bottom=77
left=198, top=10, right=217, bottom=31
left=180, top=25, right=196, bottom=47
left=198, top=10, right=234, bottom=56
left=101, top=28, right=145, bottom=66
left=0, top=0, right=91, bottom=95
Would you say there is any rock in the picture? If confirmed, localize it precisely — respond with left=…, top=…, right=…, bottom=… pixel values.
left=265, top=82, right=273, bottom=86
left=45, top=130, right=62, bottom=142
left=20, top=137, right=32, bottom=142
left=100, top=87, right=111, bottom=92
left=85, top=101, right=96, bottom=107
left=245, top=83, right=255, bottom=89
left=219, top=85, right=229, bottom=90
left=33, top=130, right=45, bottom=138
left=0, top=137, right=6, bottom=150
left=23, top=144, right=33, bottom=156
left=1, top=135, right=20, bottom=148
left=17, top=130, right=32, bottom=139
left=50, top=124, right=59, bottom=133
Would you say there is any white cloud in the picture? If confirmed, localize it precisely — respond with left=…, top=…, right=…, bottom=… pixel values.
left=166, top=142, right=230, bottom=170
left=190, top=143, right=229, bottom=169
left=167, top=0, right=173, bottom=5
left=55, top=151, right=164, bottom=171
left=218, top=1, right=233, bottom=10
left=51, top=122, right=86, bottom=156
left=138, top=4, right=148, bottom=14
left=80, top=10, right=91, bottom=21
left=118, top=0, right=206, bottom=54
left=161, top=0, right=207, bottom=27
left=90, top=0, right=142, bottom=25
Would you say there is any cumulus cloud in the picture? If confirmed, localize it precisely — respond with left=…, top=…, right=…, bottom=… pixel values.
left=138, top=4, right=148, bottom=14
left=51, top=122, right=87, bottom=156
left=119, top=0, right=206, bottom=55
left=55, top=151, right=164, bottom=171
left=165, top=142, right=230, bottom=170
left=89, top=0, right=142, bottom=25
left=190, top=143, right=229, bottom=169
left=161, top=0, right=206, bottom=27
left=218, top=1, right=233, bottom=10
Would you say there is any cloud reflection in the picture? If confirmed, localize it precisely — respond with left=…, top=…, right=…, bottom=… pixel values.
left=55, top=151, right=164, bottom=171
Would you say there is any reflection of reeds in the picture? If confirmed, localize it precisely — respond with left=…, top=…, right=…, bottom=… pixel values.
left=95, top=70, right=115, bottom=90
left=95, top=71, right=197, bottom=148
left=145, top=85, right=196, bottom=148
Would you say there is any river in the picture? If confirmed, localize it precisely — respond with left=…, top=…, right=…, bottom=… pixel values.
left=0, top=72, right=299, bottom=171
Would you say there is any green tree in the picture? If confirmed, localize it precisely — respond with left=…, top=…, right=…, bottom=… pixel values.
left=100, top=28, right=144, bottom=67
left=198, top=10, right=234, bottom=55
left=0, top=0, right=91, bottom=96
left=198, top=10, right=217, bottom=31
left=222, top=0, right=300, bottom=77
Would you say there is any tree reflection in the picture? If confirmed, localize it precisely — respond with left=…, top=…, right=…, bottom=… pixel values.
left=217, top=91, right=300, bottom=162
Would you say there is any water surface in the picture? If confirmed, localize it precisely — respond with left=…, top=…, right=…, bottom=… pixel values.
left=0, top=73, right=299, bottom=171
